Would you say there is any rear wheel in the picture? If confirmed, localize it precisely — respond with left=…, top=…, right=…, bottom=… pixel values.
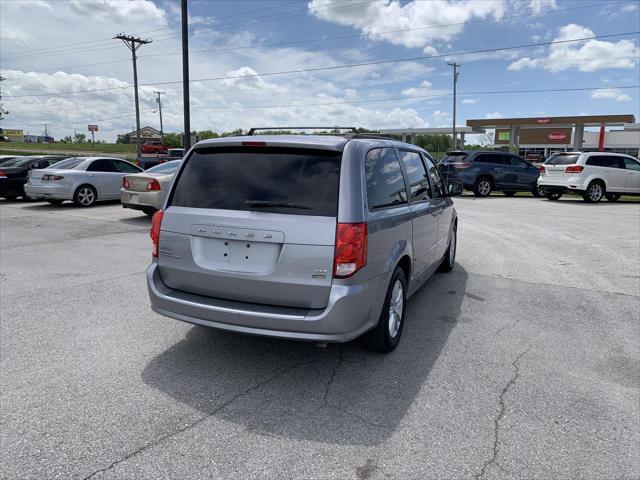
left=46, top=200, right=64, bottom=205
left=503, top=191, right=516, bottom=197
left=74, top=185, right=97, bottom=207
left=605, top=193, right=621, bottom=202
left=362, top=267, right=407, bottom=353
left=583, top=181, right=604, bottom=203
left=3, top=195, right=18, bottom=201
left=438, top=224, right=457, bottom=273
left=474, top=177, right=492, bottom=197
left=143, top=207, right=156, bottom=216
left=546, top=192, right=562, bottom=201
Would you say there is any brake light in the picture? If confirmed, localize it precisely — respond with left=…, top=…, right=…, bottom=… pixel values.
left=122, top=177, right=130, bottom=189
left=150, top=209, right=164, bottom=257
left=0, top=170, right=6, bottom=179
left=146, top=179, right=161, bottom=191
left=241, top=141, right=266, bottom=147
left=42, top=174, right=64, bottom=181
left=450, top=162, right=472, bottom=169
left=334, top=222, right=367, bottom=278
left=539, top=165, right=545, bottom=174
left=565, top=165, right=584, bottom=174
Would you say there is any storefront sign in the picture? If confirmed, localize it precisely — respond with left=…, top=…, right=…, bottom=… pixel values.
left=88, top=125, right=98, bottom=132
left=537, top=118, right=551, bottom=125
left=547, top=131, right=568, bottom=142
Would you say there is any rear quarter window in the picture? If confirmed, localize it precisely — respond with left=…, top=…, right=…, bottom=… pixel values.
left=546, top=154, right=580, bottom=165
left=170, top=147, right=342, bottom=217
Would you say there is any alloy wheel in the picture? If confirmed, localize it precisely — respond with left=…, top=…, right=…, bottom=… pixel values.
left=588, top=183, right=603, bottom=202
left=388, top=280, right=404, bottom=338
left=78, top=188, right=95, bottom=206
left=478, top=180, right=491, bottom=196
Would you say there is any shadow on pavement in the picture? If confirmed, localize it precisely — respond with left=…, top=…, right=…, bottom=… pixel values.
left=142, top=266, right=469, bottom=446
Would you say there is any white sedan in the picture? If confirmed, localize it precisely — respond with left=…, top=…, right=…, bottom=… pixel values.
left=24, top=157, right=143, bottom=207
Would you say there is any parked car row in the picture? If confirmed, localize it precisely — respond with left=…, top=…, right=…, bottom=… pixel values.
left=438, top=150, right=640, bottom=202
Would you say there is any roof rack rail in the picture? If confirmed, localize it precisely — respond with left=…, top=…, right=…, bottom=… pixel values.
left=247, top=126, right=357, bottom=135
left=344, top=133, right=399, bottom=141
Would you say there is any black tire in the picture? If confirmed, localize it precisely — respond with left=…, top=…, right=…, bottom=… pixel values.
left=503, top=191, right=516, bottom=197
left=546, top=192, right=562, bottom=201
left=73, top=185, right=97, bottom=207
left=362, top=267, right=407, bottom=353
left=438, top=224, right=457, bottom=273
left=583, top=181, right=605, bottom=203
left=473, top=177, right=493, bottom=197
left=532, top=185, right=542, bottom=197
left=46, top=200, right=64, bottom=206
left=605, top=193, right=621, bottom=202
left=3, top=195, right=18, bottom=201
left=143, top=207, right=157, bottom=216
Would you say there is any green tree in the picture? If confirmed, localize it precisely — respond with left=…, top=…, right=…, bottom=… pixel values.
left=162, top=132, right=182, bottom=147
left=73, top=133, right=87, bottom=144
left=116, top=134, right=130, bottom=144
left=61, top=135, right=73, bottom=143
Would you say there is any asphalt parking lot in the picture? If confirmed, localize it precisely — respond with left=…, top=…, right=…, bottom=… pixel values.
left=1, top=196, right=639, bottom=480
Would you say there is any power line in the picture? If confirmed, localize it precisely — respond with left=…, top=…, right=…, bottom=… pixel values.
left=5, top=32, right=639, bottom=99
left=157, top=85, right=640, bottom=110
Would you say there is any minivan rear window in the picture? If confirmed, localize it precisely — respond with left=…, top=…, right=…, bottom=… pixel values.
left=170, top=147, right=342, bottom=217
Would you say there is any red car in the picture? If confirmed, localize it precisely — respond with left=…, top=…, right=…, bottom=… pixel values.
left=140, top=141, right=168, bottom=155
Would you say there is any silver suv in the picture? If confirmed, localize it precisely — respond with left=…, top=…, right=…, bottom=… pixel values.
left=147, top=133, right=462, bottom=352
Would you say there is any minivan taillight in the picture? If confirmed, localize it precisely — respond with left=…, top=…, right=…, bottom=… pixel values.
left=146, top=179, right=161, bottom=191
left=0, top=170, right=6, bottom=179
left=539, top=165, right=545, bottom=174
left=565, top=165, right=584, bottom=174
left=150, top=209, right=164, bottom=257
left=334, top=222, right=367, bottom=278
left=122, top=177, right=130, bottom=189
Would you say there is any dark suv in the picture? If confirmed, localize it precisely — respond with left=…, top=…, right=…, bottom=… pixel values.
left=439, top=151, right=540, bottom=197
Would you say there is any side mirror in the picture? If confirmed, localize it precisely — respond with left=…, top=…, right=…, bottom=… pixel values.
left=448, top=181, right=464, bottom=197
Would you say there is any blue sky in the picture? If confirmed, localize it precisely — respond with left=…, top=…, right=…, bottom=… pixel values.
left=1, top=0, right=639, bottom=141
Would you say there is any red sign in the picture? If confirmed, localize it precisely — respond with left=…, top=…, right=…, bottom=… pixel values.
left=537, top=118, right=551, bottom=125
left=547, top=131, right=568, bottom=142
left=88, top=124, right=98, bottom=132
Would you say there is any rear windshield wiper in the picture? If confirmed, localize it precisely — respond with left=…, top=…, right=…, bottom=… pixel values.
left=245, top=200, right=312, bottom=210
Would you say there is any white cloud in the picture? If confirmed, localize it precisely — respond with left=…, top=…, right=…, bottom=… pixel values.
left=622, top=4, right=638, bottom=12
left=0, top=25, right=34, bottom=46
left=422, top=46, right=439, bottom=56
left=485, top=112, right=504, bottom=119
left=432, top=110, right=449, bottom=120
left=308, top=0, right=506, bottom=49
left=591, top=88, right=632, bottom=102
left=527, top=0, right=557, bottom=15
left=69, top=0, right=166, bottom=23
left=401, top=80, right=433, bottom=96
left=508, top=24, right=640, bottom=72
left=462, top=98, right=478, bottom=104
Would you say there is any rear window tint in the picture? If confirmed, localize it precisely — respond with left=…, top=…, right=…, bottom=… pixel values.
left=170, top=147, right=341, bottom=217
left=545, top=154, right=579, bottom=165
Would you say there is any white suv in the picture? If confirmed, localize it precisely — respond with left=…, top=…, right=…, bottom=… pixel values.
left=537, top=152, right=640, bottom=202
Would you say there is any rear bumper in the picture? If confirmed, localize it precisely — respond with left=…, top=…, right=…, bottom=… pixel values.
left=537, top=176, right=589, bottom=193
left=146, top=262, right=386, bottom=342
left=23, top=183, right=73, bottom=200
left=120, top=189, right=163, bottom=210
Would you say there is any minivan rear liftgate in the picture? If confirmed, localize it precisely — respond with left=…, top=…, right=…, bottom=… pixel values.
left=156, top=146, right=343, bottom=310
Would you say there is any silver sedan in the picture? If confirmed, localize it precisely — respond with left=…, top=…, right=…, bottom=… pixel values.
left=24, top=157, right=142, bottom=207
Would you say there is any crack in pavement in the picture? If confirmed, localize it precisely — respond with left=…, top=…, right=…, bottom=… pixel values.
left=475, top=345, right=532, bottom=480
left=319, top=346, right=390, bottom=431
left=493, top=318, right=521, bottom=338
left=82, top=357, right=321, bottom=480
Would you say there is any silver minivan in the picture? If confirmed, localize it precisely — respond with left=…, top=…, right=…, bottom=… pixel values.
left=147, top=133, right=462, bottom=352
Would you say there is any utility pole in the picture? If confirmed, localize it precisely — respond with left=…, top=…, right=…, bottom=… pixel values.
left=181, top=0, right=191, bottom=150
left=447, top=62, right=460, bottom=150
left=115, top=33, right=152, bottom=159
left=154, top=91, right=165, bottom=142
